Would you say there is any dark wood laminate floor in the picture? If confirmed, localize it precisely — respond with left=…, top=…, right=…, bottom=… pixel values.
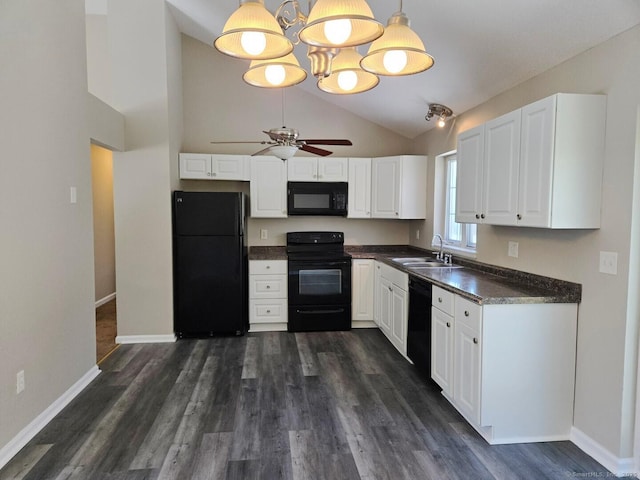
left=0, top=329, right=609, bottom=480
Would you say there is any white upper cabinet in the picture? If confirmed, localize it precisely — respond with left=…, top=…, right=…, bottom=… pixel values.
left=287, top=157, right=348, bottom=182
left=347, top=157, right=372, bottom=218
left=518, top=94, right=605, bottom=228
left=371, top=155, right=427, bottom=219
left=179, top=153, right=250, bottom=181
left=456, top=93, right=606, bottom=228
left=249, top=156, right=287, bottom=218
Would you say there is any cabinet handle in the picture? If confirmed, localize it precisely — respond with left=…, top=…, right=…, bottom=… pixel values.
left=464, top=310, right=469, bottom=317
left=266, top=285, right=271, bottom=289
left=480, top=213, right=485, bottom=219
left=266, top=309, right=271, bottom=313
left=475, top=214, right=480, bottom=219
left=266, top=265, right=271, bottom=269
left=438, top=297, right=443, bottom=303
left=212, top=172, right=217, bottom=176
left=388, top=286, right=393, bottom=292
left=473, top=337, right=478, bottom=344
left=395, top=212, right=399, bottom=216
left=517, top=214, right=522, bottom=220
left=446, top=322, right=451, bottom=328
left=207, top=172, right=211, bottom=177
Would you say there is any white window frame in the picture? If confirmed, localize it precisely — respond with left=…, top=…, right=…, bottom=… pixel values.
left=433, top=152, right=477, bottom=257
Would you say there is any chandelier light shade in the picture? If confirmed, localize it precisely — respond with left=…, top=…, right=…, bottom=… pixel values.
left=243, top=53, right=308, bottom=88
left=298, top=0, right=384, bottom=48
left=360, top=11, right=434, bottom=76
left=318, top=47, right=379, bottom=94
left=214, top=0, right=293, bottom=60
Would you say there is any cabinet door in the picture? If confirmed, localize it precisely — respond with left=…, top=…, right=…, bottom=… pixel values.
left=318, top=157, right=348, bottom=182
left=378, top=276, right=393, bottom=337
left=179, top=153, right=211, bottom=179
left=211, top=154, right=250, bottom=181
left=431, top=307, right=454, bottom=396
left=454, top=297, right=482, bottom=425
left=250, top=156, right=288, bottom=218
left=390, top=284, right=408, bottom=355
left=348, top=157, right=372, bottom=218
left=352, top=259, right=375, bottom=322
left=287, top=157, right=317, bottom=181
left=483, top=111, right=521, bottom=225
left=371, top=157, right=400, bottom=218
left=518, top=95, right=556, bottom=228
left=456, top=125, right=485, bottom=223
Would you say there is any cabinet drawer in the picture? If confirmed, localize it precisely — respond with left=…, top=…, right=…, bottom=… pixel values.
left=249, top=274, right=287, bottom=298
left=249, top=260, right=287, bottom=275
left=250, top=299, right=288, bottom=324
left=433, top=285, right=455, bottom=315
left=455, top=296, right=482, bottom=332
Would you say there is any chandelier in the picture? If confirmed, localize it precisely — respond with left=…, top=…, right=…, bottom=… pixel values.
left=214, top=0, right=434, bottom=95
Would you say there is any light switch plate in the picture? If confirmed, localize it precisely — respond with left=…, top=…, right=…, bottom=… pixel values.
left=508, top=241, right=519, bottom=258
left=599, top=251, right=618, bottom=275
left=260, top=229, right=268, bottom=240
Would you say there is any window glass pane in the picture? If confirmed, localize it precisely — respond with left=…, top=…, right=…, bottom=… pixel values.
left=467, top=224, right=477, bottom=248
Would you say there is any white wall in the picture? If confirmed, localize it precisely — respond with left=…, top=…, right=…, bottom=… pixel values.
left=91, top=144, right=116, bottom=302
left=0, top=0, right=97, bottom=452
left=107, top=0, right=182, bottom=338
left=180, top=35, right=414, bottom=247
left=411, top=25, right=640, bottom=467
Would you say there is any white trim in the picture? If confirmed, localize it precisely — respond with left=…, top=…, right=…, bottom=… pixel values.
left=571, top=426, right=636, bottom=476
left=0, top=366, right=100, bottom=471
left=248, top=323, right=287, bottom=332
left=351, top=321, right=377, bottom=329
left=115, top=334, right=176, bottom=344
left=95, top=292, right=116, bottom=308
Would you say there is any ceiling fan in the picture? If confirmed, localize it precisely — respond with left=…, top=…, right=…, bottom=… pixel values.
left=210, top=126, right=353, bottom=161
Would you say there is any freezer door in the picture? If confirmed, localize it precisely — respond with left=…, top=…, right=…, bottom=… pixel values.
left=173, top=191, right=243, bottom=236
left=174, top=236, right=246, bottom=336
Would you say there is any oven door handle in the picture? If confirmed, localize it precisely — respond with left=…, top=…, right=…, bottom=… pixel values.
left=289, top=260, right=351, bottom=268
left=296, top=308, right=346, bottom=315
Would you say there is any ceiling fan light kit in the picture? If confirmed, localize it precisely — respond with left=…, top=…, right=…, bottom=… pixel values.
left=214, top=0, right=434, bottom=94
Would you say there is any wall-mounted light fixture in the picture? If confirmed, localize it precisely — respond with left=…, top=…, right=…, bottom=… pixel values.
left=425, top=103, right=453, bottom=128
left=214, top=0, right=434, bottom=95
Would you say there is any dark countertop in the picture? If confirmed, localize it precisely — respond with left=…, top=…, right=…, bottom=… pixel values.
left=249, top=245, right=581, bottom=305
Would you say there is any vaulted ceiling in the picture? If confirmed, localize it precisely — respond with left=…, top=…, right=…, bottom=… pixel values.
left=100, top=0, right=640, bottom=139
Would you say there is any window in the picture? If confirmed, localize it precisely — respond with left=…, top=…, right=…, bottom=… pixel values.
left=434, top=153, right=477, bottom=254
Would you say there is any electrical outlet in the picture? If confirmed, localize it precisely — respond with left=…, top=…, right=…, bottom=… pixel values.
left=69, top=186, right=77, bottom=204
left=416, top=229, right=420, bottom=240
left=508, top=241, right=519, bottom=258
left=16, top=370, right=25, bottom=394
left=260, top=229, right=268, bottom=240
left=599, top=251, right=618, bottom=275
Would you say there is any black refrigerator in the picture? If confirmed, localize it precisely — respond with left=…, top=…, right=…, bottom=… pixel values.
left=173, top=191, right=247, bottom=337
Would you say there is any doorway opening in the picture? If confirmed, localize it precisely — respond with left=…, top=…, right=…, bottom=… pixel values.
left=91, top=143, right=118, bottom=363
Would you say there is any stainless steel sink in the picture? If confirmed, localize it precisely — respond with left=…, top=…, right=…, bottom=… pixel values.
left=408, top=264, right=463, bottom=271
left=390, top=257, right=462, bottom=269
left=391, top=257, right=430, bottom=264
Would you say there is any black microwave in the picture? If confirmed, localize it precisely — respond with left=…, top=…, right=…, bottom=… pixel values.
left=287, top=181, right=348, bottom=216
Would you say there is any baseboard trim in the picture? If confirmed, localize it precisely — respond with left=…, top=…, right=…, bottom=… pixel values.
left=0, top=366, right=100, bottom=471
left=570, top=426, right=635, bottom=476
left=115, top=334, right=176, bottom=344
left=95, top=292, right=116, bottom=308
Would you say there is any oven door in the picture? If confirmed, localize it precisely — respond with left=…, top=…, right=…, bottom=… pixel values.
left=288, top=258, right=351, bottom=306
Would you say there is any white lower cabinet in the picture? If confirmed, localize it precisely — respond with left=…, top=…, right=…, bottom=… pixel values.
left=374, top=261, right=408, bottom=356
left=431, top=286, right=578, bottom=444
left=249, top=260, right=287, bottom=332
left=351, top=259, right=375, bottom=327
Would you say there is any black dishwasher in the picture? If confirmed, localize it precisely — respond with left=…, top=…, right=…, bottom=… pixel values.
left=407, top=276, right=433, bottom=380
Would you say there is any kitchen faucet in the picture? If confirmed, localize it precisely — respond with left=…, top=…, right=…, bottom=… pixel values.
left=432, top=234, right=444, bottom=261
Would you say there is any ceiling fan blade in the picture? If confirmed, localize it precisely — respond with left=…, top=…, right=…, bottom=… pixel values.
left=299, top=139, right=353, bottom=146
left=300, top=144, right=333, bottom=156
left=210, top=140, right=270, bottom=144
left=251, top=146, right=277, bottom=156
